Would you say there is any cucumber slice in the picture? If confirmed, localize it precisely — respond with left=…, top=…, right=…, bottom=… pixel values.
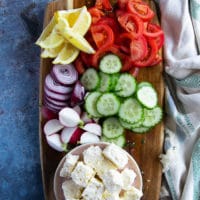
left=115, top=73, right=137, bottom=97
left=119, top=118, right=143, bottom=130
left=119, top=98, right=143, bottom=124
left=142, top=106, right=163, bottom=127
left=110, top=73, right=120, bottom=91
left=136, top=84, right=158, bottom=109
left=101, top=135, right=126, bottom=147
left=137, top=81, right=152, bottom=89
left=85, top=92, right=102, bottom=118
left=96, top=93, right=120, bottom=116
left=131, top=126, right=151, bottom=133
left=99, top=54, right=122, bottom=74
left=81, top=68, right=100, bottom=91
left=99, top=72, right=112, bottom=92
left=103, top=117, right=124, bottom=139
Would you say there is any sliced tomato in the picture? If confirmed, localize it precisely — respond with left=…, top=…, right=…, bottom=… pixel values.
left=127, top=1, right=155, bottom=22
left=143, top=23, right=164, bottom=49
left=74, top=56, right=86, bottom=74
left=117, top=33, right=147, bottom=62
left=88, top=7, right=104, bottom=24
left=149, top=54, right=162, bottom=66
left=117, top=13, right=143, bottom=37
left=133, top=38, right=158, bottom=67
left=95, top=0, right=112, bottom=11
left=117, top=0, right=142, bottom=9
left=90, top=24, right=114, bottom=49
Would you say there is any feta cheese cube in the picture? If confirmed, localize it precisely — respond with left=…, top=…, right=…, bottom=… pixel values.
left=102, top=190, right=120, bottom=200
left=102, top=169, right=123, bottom=193
left=121, top=168, right=136, bottom=190
left=83, top=145, right=117, bottom=178
left=103, top=144, right=128, bottom=169
left=62, top=179, right=82, bottom=200
left=60, top=154, right=79, bottom=177
left=81, top=177, right=104, bottom=200
left=71, top=161, right=95, bottom=187
left=121, top=186, right=143, bottom=200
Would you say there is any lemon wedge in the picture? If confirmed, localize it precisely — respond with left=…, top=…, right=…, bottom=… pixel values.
left=53, top=42, right=80, bottom=64
left=41, top=43, right=65, bottom=58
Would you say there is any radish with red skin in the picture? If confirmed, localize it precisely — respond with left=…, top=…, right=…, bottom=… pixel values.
left=70, top=81, right=85, bottom=107
left=45, top=74, right=73, bottom=94
left=73, top=105, right=82, bottom=115
left=41, top=106, right=58, bottom=120
left=61, top=127, right=83, bottom=144
left=46, top=133, right=66, bottom=152
left=44, top=86, right=71, bottom=101
left=52, top=64, right=78, bottom=85
left=82, top=123, right=102, bottom=136
left=59, top=107, right=84, bottom=127
left=80, top=132, right=100, bottom=144
left=44, top=119, right=64, bottom=136
left=81, top=112, right=93, bottom=123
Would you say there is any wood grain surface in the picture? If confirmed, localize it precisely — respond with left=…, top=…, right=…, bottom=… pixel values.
left=39, top=0, right=165, bottom=199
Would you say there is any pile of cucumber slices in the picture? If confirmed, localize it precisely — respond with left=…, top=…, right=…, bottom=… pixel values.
left=81, top=54, right=163, bottom=147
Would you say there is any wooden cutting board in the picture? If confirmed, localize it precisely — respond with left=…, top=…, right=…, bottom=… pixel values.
left=39, top=0, right=165, bottom=199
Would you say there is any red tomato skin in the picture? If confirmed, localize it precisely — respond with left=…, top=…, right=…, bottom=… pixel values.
left=95, top=0, right=112, bottom=11
left=74, top=57, right=86, bottom=74
left=88, top=7, right=104, bottom=24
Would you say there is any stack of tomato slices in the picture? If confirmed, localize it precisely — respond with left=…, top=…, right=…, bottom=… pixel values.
left=74, top=0, right=164, bottom=76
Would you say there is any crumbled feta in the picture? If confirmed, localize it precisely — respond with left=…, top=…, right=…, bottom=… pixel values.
left=102, top=190, right=120, bottom=200
left=62, top=179, right=82, bottom=200
left=121, top=168, right=136, bottom=190
left=121, top=186, right=143, bottom=200
left=60, top=154, right=79, bottom=177
left=102, top=169, right=123, bottom=193
left=103, top=144, right=128, bottom=169
left=81, top=177, right=104, bottom=200
left=71, top=161, right=95, bottom=187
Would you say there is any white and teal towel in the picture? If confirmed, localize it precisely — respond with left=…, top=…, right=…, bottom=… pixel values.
left=155, top=0, right=200, bottom=199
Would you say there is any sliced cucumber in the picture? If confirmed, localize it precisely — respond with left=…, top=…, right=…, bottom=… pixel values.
left=142, top=106, right=163, bottom=127
left=99, top=54, right=122, bottom=74
left=131, top=126, right=151, bottom=133
left=99, top=72, right=112, bottom=92
left=103, top=117, right=124, bottom=139
left=119, top=98, right=143, bottom=124
left=119, top=118, right=143, bottom=130
left=81, top=68, right=100, bottom=91
left=101, top=135, right=126, bottom=147
left=115, top=73, right=137, bottom=97
left=85, top=92, right=102, bottom=118
left=110, top=73, right=120, bottom=91
left=96, top=93, right=120, bottom=116
left=136, top=84, right=158, bottom=109
left=137, top=81, right=152, bottom=90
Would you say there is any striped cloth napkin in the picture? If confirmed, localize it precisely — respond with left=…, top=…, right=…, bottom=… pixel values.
left=155, top=0, right=200, bottom=199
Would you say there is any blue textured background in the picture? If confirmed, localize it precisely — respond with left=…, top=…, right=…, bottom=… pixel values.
left=0, top=0, right=50, bottom=199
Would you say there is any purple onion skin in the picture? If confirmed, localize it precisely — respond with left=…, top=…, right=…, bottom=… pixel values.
left=70, top=81, right=86, bottom=107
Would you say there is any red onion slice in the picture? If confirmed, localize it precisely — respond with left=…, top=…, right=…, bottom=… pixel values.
left=45, top=74, right=73, bottom=94
left=44, top=100, right=64, bottom=112
left=45, top=96, right=68, bottom=107
left=41, top=106, right=58, bottom=120
left=52, top=64, right=78, bottom=85
left=44, top=86, right=71, bottom=102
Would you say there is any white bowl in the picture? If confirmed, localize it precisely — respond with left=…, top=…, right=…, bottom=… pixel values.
left=54, top=142, right=143, bottom=200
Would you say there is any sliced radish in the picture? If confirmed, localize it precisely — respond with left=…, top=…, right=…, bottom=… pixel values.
left=61, top=127, right=83, bottom=144
left=59, top=107, right=83, bottom=127
left=73, top=105, right=81, bottom=115
left=44, top=86, right=71, bottom=101
left=41, top=106, right=58, bottom=120
left=81, top=112, right=93, bottom=123
left=45, top=74, right=73, bottom=94
left=46, top=133, right=65, bottom=152
left=70, top=81, right=85, bottom=107
left=45, top=96, right=68, bottom=107
left=52, top=64, right=78, bottom=85
left=82, top=123, right=102, bottom=136
left=43, top=119, right=64, bottom=136
left=80, top=132, right=100, bottom=144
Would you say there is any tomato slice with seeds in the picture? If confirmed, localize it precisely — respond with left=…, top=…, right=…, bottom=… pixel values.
left=133, top=38, right=158, bottom=67
left=118, top=13, right=143, bottom=37
left=127, top=1, right=154, bottom=22
left=95, top=0, right=112, bottom=11
left=90, top=24, right=114, bottom=49
left=88, top=7, right=104, bottom=24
